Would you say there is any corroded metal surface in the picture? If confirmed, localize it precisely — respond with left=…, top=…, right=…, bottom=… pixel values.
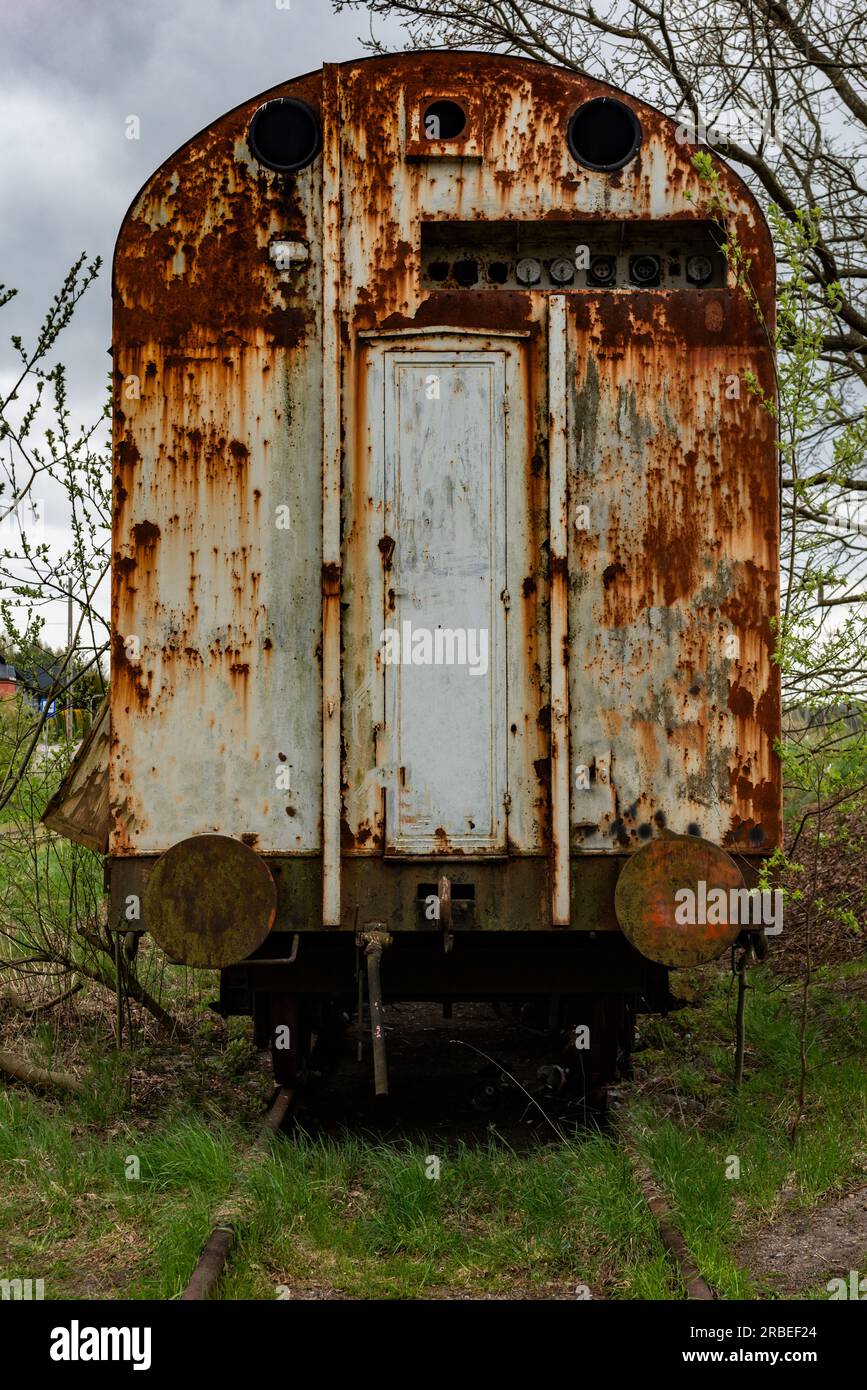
left=379, top=345, right=508, bottom=853
left=142, top=834, right=276, bottom=968
left=567, top=290, right=779, bottom=853
left=614, top=835, right=745, bottom=966
left=41, top=699, right=110, bottom=852
left=321, top=64, right=343, bottom=925
left=548, top=296, right=570, bottom=924
left=111, top=66, right=325, bottom=857
left=111, top=50, right=780, bottom=940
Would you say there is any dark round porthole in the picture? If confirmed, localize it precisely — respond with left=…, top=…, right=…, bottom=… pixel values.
left=248, top=98, right=322, bottom=174
left=423, top=99, right=466, bottom=141
left=567, top=98, right=641, bottom=172
left=453, top=258, right=479, bottom=287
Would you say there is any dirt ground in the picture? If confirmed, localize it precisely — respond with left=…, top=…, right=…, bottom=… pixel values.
left=736, top=1186, right=867, bottom=1297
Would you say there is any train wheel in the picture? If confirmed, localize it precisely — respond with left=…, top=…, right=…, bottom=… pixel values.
left=560, top=995, right=632, bottom=1096
left=267, top=993, right=311, bottom=1085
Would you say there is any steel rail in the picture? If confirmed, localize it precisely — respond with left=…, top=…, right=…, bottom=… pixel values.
left=180, top=1085, right=294, bottom=1301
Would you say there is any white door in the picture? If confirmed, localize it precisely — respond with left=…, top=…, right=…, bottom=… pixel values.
left=380, top=349, right=508, bottom=854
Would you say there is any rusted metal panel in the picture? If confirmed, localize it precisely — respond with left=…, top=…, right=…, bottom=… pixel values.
left=333, top=53, right=777, bottom=870
left=567, top=292, right=779, bottom=853
left=111, top=74, right=324, bottom=857
left=109, top=852, right=674, bottom=938
left=547, top=296, right=570, bottom=922
left=41, top=699, right=110, bottom=852
left=109, top=50, right=780, bottom=939
left=335, top=54, right=771, bottom=334
left=379, top=347, right=507, bottom=853
left=343, top=330, right=542, bottom=857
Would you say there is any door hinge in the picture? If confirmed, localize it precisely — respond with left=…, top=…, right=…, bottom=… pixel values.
left=501, top=588, right=511, bottom=609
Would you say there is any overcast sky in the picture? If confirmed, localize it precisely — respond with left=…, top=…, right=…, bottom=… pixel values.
left=0, top=0, right=404, bottom=647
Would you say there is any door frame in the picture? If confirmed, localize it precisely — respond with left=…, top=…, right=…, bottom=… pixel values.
left=355, top=327, right=531, bottom=859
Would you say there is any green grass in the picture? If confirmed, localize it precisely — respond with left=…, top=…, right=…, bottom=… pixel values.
left=629, top=962, right=867, bottom=1298
left=0, top=1092, right=673, bottom=1300
left=0, top=960, right=864, bottom=1300
left=218, top=1134, right=675, bottom=1300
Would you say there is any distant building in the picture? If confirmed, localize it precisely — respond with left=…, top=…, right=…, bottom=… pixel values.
left=0, top=661, right=17, bottom=699
left=5, top=656, right=62, bottom=710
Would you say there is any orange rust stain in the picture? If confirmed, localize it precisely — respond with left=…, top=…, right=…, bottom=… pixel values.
left=111, top=632, right=150, bottom=709
left=132, top=520, right=161, bottom=546
left=728, top=683, right=755, bottom=719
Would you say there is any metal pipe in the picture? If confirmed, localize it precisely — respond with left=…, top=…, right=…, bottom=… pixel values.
left=244, top=934, right=301, bottom=967
left=114, top=931, right=123, bottom=1050
left=362, top=935, right=390, bottom=1097
left=320, top=62, right=343, bottom=930
left=356, top=946, right=365, bottom=1062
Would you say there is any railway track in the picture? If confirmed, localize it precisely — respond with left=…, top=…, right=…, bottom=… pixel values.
left=609, top=1106, right=714, bottom=1302
left=180, top=1005, right=715, bottom=1303
left=181, top=1086, right=294, bottom=1301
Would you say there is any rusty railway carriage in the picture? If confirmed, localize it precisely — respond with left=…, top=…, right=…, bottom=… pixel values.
left=82, top=51, right=781, bottom=1090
